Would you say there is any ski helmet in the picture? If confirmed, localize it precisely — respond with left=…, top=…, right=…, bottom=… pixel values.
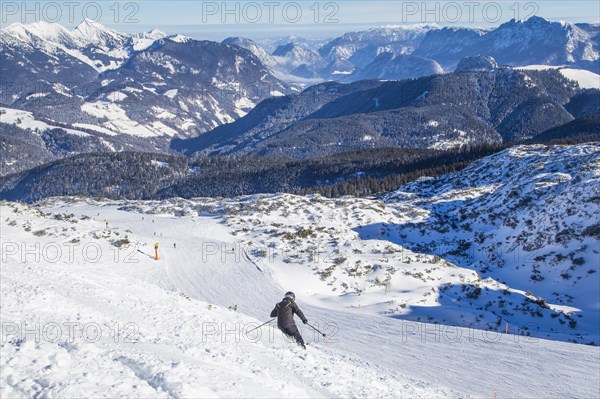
left=284, top=291, right=295, bottom=301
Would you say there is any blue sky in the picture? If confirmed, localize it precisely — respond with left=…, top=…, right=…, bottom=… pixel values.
left=1, top=1, right=599, bottom=40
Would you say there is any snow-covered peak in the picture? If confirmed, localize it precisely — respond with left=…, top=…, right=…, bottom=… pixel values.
left=132, top=29, right=167, bottom=51
left=1, top=18, right=129, bottom=50
left=135, top=28, right=168, bottom=40
left=71, top=18, right=125, bottom=46
left=168, top=34, right=192, bottom=43
left=1, top=20, right=75, bottom=47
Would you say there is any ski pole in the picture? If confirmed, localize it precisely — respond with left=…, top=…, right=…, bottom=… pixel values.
left=307, top=323, right=326, bottom=337
left=247, top=318, right=275, bottom=334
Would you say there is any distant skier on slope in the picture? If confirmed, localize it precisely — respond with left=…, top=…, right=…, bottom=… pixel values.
left=270, top=291, right=308, bottom=349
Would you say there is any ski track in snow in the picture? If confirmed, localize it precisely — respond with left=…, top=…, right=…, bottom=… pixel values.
left=1, top=200, right=598, bottom=398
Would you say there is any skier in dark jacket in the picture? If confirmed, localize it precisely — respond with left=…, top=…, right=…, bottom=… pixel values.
left=270, top=291, right=308, bottom=349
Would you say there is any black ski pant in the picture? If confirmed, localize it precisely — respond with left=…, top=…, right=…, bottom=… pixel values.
left=281, top=324, right=305, bottom=346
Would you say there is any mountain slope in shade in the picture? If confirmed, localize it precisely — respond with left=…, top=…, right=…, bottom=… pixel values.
left=173, top=64, right=582, bottom=158
left=529, top=114, right=600, bottom=143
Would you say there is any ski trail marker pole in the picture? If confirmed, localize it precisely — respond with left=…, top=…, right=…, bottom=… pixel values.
left=247, top=319, right=275, bottom=334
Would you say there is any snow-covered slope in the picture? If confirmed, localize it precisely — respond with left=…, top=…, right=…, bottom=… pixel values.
left=1, top=144, right=599, bottom=397
left=1, top=193, right=598, bottom=398
left=516, top=65, right=600, bottom=89
left=1, top=19, right=134, bottom=73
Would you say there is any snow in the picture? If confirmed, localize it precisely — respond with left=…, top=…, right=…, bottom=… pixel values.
left=151, top=160, right=169, bottom=168
left=132, top=37, right=157, bottom=51
left=1, top=21, right=73, bottom=45
left=0, top=107, right=90, bottom=137
left=152, top=108, right=177, bottom=120
left=168, top=34, right=192, bottom=43
left=1, top=19, right=130, bottom=73
left=515, top=65, right=600, bottom=89
left=106, top=91, right=128, bottom=102
left=181, top=120, right=196, bottom=130
left=25, top=92, right=49, bottom=99
left=71, top=18, right=122, bottom=46
left=81, top=102, right=160, bottom=137
left=72, top=123, right=118, bottom=136
left=234, top=97, right=256, bottom=117
left=131, top=29, right=166, bottom=51
left=61, top=47, right=108, bottom=72
left=149, top=121, right=179, bottom=137
left=0, top=196, right=598, bottom=398
left=163, top=89, right=178, bottom=99
left=52, top=83, right=74, bottom=97
left=559, top=68, right=600, bottom=89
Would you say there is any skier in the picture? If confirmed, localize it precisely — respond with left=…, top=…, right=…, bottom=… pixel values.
left=270, top=291, right=308, bottom=349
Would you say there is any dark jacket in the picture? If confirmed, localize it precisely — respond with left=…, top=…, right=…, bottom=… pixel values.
left=270, top=298, right=307, bottom=329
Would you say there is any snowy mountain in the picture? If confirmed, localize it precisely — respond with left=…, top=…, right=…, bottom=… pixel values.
left=351, top=52, right=443, bottom=81
left=244, top=17, right=600, bottom=82
left=272, top=43, right=328, bottom=78
left=258, top=17, right=599, bottom=82
left=319, top=25, right=436, bottom=67
left=0, top=107, right=174, bottom=176
left=222, top=38, right=327, bottom=82
left=222, top=36, right=279, bottom=68
left=173, top=64, right=585, bottom=158
left=1, top=20, right=290, bottom=134
left=259, top=35, right=329, bottom=53
left=1, top=19, right=137, bottom=74
left=414, top=17, right=600, bottom=72
left=0, top=20, right=291, bottom=172
left=1, top=143, right=599, bottom=397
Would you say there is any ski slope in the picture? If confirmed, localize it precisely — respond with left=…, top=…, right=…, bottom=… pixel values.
left=1, top=200, right=599, bottom=398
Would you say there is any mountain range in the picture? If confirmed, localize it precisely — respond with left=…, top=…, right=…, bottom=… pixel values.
left=1, top=17, right=599, bottom=177
left=0, top=19, right=291, bottom=139
left=173, top=61, right=598, bottom=158
left=226, top=18, right=599, bottom=82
